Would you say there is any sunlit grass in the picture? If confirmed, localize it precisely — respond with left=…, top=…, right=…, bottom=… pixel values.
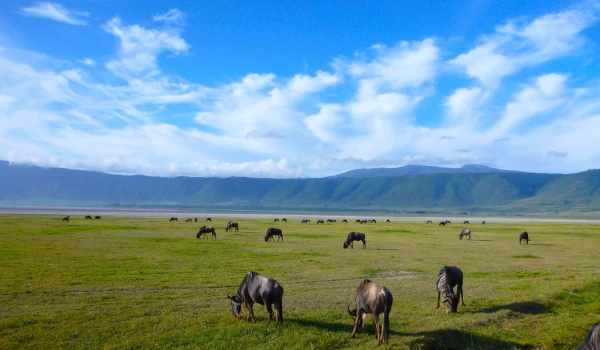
left=0, top=216, right=599, bottom=348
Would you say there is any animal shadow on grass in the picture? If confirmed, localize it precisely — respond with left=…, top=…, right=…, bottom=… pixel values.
left=480, top=301, right=550, bottom=315
left=406, top=328, right=534, bottom=350
left=287, top=318, right=349, bottom=333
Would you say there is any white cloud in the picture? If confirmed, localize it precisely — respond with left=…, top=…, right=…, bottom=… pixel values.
left=153, top=9, right=186, bottom=24
left=445, top=87, right=485, bottom=125
left=21, top=2, right=89, bottom=26
left=78, top=58, right=95, bottom=66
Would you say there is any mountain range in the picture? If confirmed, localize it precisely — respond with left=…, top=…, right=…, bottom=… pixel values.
left=2, top=160, right=600, bottom=216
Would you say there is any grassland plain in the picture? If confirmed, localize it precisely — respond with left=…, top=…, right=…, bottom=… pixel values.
left=0, top=216, right=599, bottom=349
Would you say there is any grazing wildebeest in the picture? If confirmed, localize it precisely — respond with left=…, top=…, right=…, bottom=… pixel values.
left=459, top=228, right=471, bottom=240
left=226, top=222, right=239, bottom=232
left=327, top=219, right=336, bottom=223
left=342, top=219, right=348, bottom=223
left=519, top=231, right=529, bottom=245
left=227, top=271, right=284, bottom=329
left=482, top=220, right=486, bottom=224
left=436, top=266, right=465, bottom=313
left=265, top=228, right=283, bottom=242
left=577, top=322, right=600, bottom=350
left=361, top=220, right=368, bottom=224
left=282, top=218, right=287, bottom=222
left=439, top=221, right=446, bottom=226
left=343, top=232, right=366, bottom=249
left=62, top=216, right=70, bottom=222
left=186, top=218, right=192, bottom=222
left=206, top=218, right=212, bottom=221
left=426, top=220, right=433, bottom=224
left=274, top=218, right=280, bottom=222
left=194, top=217, right=197, bottom=222
left=196, top=226, right=216, bottom=239
left=316, top=219, right=324, bottom=224
left=463, top=220, right=470, bottom=224
left=348, top=279, right=393, bottom=345
left=355, top=219, right=361, bottom=223
left=368, top=219, right=377, bottom=224
left=94, top=216, right=101, bottom=219
left=301, top=219, right=310, bottom=224
left=445, top=220, right=451, bottom=224
left=85, top=215, right=92, bottom=219
left=170, top=217, right=177, bottom=222
left=386, top=219, right=390, bottom=223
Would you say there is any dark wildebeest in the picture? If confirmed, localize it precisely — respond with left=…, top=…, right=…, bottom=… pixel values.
left=317, top=219, right=324, bottom=224
left=519, top=231, right=529, bottom=245
left=348, top=279, right=393, bottom=345
left=463, top=220, right=470, bottom=224
left=439, top=221, right=446, bottom=226
left=577, top=322, right=600, bottom=350
left=344, top=232, right=366, bottom=249
left=186, top=218, right=192, bottom=222
left=226, top=222, right=239, bottom=232
left=482, top=220, right=486, bottom=224
left=274, top=218, right=280, bottom=222
left=194, top=217, right=197, bottom=222
left=342, top=219, right=348, bottom=223
left=62, top=216, right=70, bottom=222
left=227, top=271, right=284, bottom=330
left=361, top=220, right=368, bottom=224
left=206, top=217, right=212, bottom=221
left=327, top=219, right=334, bottom=223
left=282, top=218, right=287, bottom=222
left=355, top=219, right=361, bottom=223
left=196, top=226, right=216, bottom=239
left=386, top=219, right=390, bottom=223
left=426, top=220, right=433, bottom=224
left=436, top=266, right=465, bottom=313
left=265, top=228, right=283, bottom=242
left=369, top=219, right=376, bottom=224
left=94, top=216, right=101, bottom=219
left=301, top=219, right=310, bottom=224
left=459, top=228, right=471, bottom=240
left=85, top=215, right=92, bottom=219
left=170, top=217, right=177, bottom=222
left=445, top=220, right=451, bottom=224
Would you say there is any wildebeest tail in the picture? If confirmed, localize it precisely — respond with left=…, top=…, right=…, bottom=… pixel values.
left=276, top=284, right=284, bottom=326
left=383, top=292, right=393, bottom=344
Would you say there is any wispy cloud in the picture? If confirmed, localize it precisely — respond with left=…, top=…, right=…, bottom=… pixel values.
left=21, top=2, right=89, bottom=26
left=153, top=9, right=186, bottom=24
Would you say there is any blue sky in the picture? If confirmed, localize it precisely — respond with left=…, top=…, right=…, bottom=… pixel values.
left=1, top=1, right=600, bottom=178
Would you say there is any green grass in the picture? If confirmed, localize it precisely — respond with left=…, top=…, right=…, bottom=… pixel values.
left=1, top=216, right=599, bottom=349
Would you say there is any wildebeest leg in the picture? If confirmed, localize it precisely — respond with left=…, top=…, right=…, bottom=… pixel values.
left=372, top=312, right=381, bottom=344
left=362, top=239, right=366, bottom=249
left=350, top=308, right=364, bottom=338
left=274, top=301, right=283, bottom=327
left=436, top=291, right=441, bottom=309
left=350, top=241, right=354, bottom=249
left=265, top=303, right=274, bottom=330
left=458, top=282, right=465, bottom=306
left=247, top=302, right=256, bottom=323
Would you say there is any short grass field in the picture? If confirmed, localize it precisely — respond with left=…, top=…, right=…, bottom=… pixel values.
left=1, top=215, right=599, bottom=349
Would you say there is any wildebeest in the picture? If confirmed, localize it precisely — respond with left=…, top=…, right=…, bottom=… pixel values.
left=344, top=232, right=366, bottom=249
left=186, top=218, right=192, bottom=222
left=317, top=219, right=324, bottom=224
left=170, top=217, right=177, bottom=222
left=426, top=220, right=433, bottom=224
left=368, top=219, right=377, bottom=224
left=519, top=231, right=529, bottom=245
left=301, top=219, right=310, bottom=224
left=274, top=218, right=280, bottom=222
left=355, top=219, right=361, bottom=223
left=265, top=228, right=283, bottom=242
left=342, top=219, right=348, bottom=223
left=206, top=217, right=212, bottom=221
left=194, top=217, right=198, bottom=222
left=439, top=221, right=446, bottom=226
left=386, top=219, right=391, bottom=223
left=445, top=220, right=451, bottom=224
left=348, top=279, right=393, bottom=345
left=436, top=266, right=465, bottom=313
left=463, top=220, right=470, bottom=224
left=577, top=322, right=600, bottom=350
left=282, top=218, right=287, bottom=222
left=327, top=219, right=336, bottom=223
left=94, top=216, right=101, bottom=219
left=459, top=228, right=471, bottom=240
left=482, top=220, right=486, bottom=224
left=227, top=271, right=284, bottom=329
left=62, top=216, right=70, bottom=222
left=85, top=215, right=92, bottom=219
left=196, top=226, right=216, bottom=239
left=226, top=222, right=239, bottom=232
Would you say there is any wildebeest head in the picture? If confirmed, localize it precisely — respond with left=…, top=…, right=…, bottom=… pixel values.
left=443, top=293, right=460, bottom=313
left=347, top=305, right=366, bottom=332
left=343, top=241, right=349, bottom=249
left=227, top=292, right=244, bottom=318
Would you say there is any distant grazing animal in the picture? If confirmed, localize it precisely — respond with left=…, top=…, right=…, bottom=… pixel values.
left=170, top=217, right=177, bottom=222
left=355, top=219, right=361, bottom=223
left=94, top=216, right=101, bottom=219
left=360, top=220, right=368, bottom=224
left=459, top=228, right=471, bottom=240
left=265, top=228, right=283, bottom=242
left=348, top=279, right=393, bottom=345
left=186, top=218, right=192, bottom=222
left=386, top=219, right=390, bottom=223
left=226, top=271, right=284, bottom=329
left=327, top=219, right=336, bottom=223
left=426, top=220, right=433, bottom=224
left=463, top=220, right=470, bottom=224
left=282, top=218, right=287, bottom=222
left=342, top=219, right=348, bottom=223
left=226, top=222, right=239, bottom=232
left=274, top=218, right=280, bottom=222
left=206, top=218, right=212, bottom=221
left=482, top=221, right=486, bottom=224
left=368, top=219, right=377, bottom=224
left=62, top=216, right=70, bottom=222
left=196, top=226, right=216, bottom=239
left=445, top=220, right=451, bottom=224
left=344, top=232, right=366, bottom=249
left=519, top=231, right=529, bottom=245
left=301, top=219, right=310, bottom=224
left=194, top=218, right=197, bottom=222
left=577, top=322, right=600, bottom=350
left=85, top=215, right=92, bottom=219
left=439, top=221, right=446, bottom=226
left=436, top=266, right=465, bottom=313
left=317, top=220, right=325, bottom=224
